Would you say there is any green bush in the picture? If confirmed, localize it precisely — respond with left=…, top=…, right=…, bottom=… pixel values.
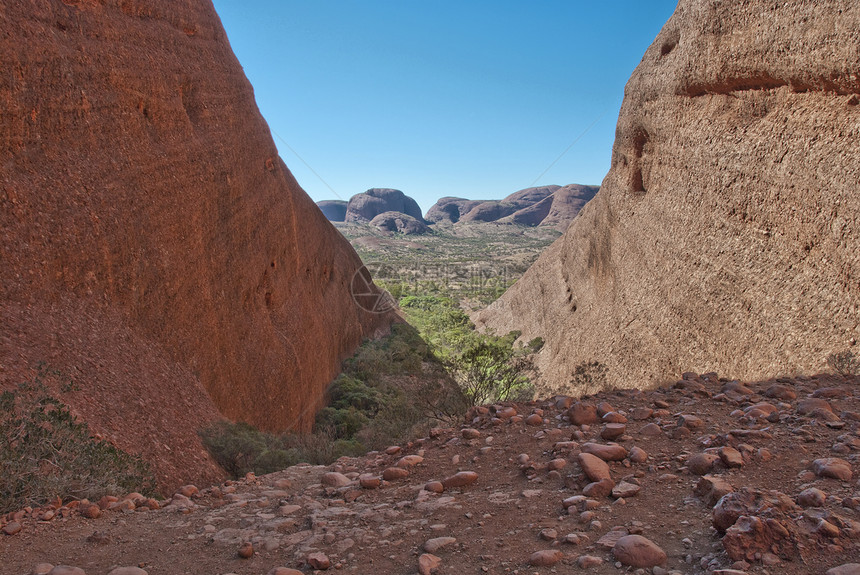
left=446, top=332, right=536, bottom=406
left=199, top=420, right=366, bottom=478
left=1, top=374, right=156, bottom=514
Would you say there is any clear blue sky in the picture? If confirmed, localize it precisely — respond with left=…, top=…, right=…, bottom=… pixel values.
left=212, top=1, right=678, bottom=214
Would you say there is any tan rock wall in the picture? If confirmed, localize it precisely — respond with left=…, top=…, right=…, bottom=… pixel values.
left=478, top=0, right=860, bottom=396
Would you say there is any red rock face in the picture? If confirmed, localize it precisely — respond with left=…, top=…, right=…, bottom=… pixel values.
left=0, top=0, right=392, bottom=488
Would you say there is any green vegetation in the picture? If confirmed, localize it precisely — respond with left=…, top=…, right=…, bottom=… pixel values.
left=337, top=221, right=560, bottom=310
left=1, top=365, right=156, bottom=514
left=201, top=323, right=467, bottom=478
left=399, top=293, right=537, bottom=406
left=199, top=421, right=360, bottom=477
left=827, top=350, right=859, bottom=376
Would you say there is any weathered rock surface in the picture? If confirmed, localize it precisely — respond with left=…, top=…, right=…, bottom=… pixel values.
left=477, top=0, right=860, bottom=396
left=316, top=200, right=348, bottom=222
left=345, top=189, right=424, bottom=223
left=0, top=0, right=393, bottom=489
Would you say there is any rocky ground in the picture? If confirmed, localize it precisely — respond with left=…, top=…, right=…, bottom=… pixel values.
left=2, top=372, right=859, bottom=575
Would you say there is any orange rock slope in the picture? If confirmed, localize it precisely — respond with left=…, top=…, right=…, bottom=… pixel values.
left=478, top=0, right=860, bottom=396
left=0, top=0, right=392, bottom=489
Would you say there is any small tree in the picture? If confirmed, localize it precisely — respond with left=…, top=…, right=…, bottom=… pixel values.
left=447, top=334, right=536, bottom=406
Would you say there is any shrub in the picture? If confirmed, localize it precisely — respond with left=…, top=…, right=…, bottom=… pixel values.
left=827, top=350, right=859, bottom=376
left=447, top=332, right=536, bottom=406
left=198, top=420, right=366, bottom=478
left=569, top=361, right=609, bottom=395
left=0, top=375, right=156, bottom=514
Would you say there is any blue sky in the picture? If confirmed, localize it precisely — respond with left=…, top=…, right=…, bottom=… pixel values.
left=212, top=1, right=678, bottom=213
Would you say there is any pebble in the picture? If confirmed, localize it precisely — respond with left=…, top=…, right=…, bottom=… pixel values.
left=525, top=413, right=543, bottom=426
left=694, top=475, right=734, bottom=506
left=719, top=447, right=744, bottom=468
left=33, top=565, right=54, bottom=575
left=584, top=478, right=615, bottom=498
left=827, top=564, right=860, bottom=575
left=603, top=411, right=628, bottom=423
left=628, top=446, right=648, bottom=463
left=47, top=568, right=86, bottom=575
left=677, top=414, right=704, bottom=429
left=462, top=428, right=481, bottom=439
left=396, top=455, right=424, bottom=467
left=612, top=481, right=641, bottom=498
left=639, top=423, right=663, bottom=436
left=382, top=467, right=409, bottom=481
left=106, top=568, right=148, bottom=575
left=612, top=534, right=667, bottom=567
left=797, top=487, right=826, bottom=507
left=307, top=552, right=331, bottom=569
left=578, top=452, right=612, bottom=481
left=267, top=569, right=304, bottom=575
left=418, top=553, right=441, bottom=575
left=578, top=555, right=604, bottom=568
left=687, top=453, right=720, bottom=475
left=812, top=458, right=853, bottom=481
left=539, top=528, right=557, bottom=541
left=601, top=423, right=627, bottom=440
left=528, top=549, right=563, bottom=567
left=424, top=536, right=457, bottom=552
left=237, top=542, right=254, bottom=559
left=321, top=472, right=352, bottom=487
left=3, top=521, right=22, bottom=535
left=569, top=403, right=599, bottom=425
left=177, top=485, right=198, bottom=498
left=359, top=474, right=381, bottom=489
left=441, top=471, right=478, bottom=489
left=582, top=442, right=628, bottom=461
left=425, top=481, right=445, bottom=493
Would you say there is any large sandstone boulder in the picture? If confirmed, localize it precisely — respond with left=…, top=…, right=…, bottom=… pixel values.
left=369, top=211, right=430, bottom=235
left=345, top=188, right=424, bottom=223
left=478, top=0, right=860, bottom=396
left=0, top=0, right=392, bottom=489
left=317, top=200, right=348, bottom=222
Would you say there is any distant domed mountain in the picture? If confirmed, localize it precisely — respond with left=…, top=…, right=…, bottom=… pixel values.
left=344, top=188, right=425, bottom=223
left=426, top=184, right=598, bottom=230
